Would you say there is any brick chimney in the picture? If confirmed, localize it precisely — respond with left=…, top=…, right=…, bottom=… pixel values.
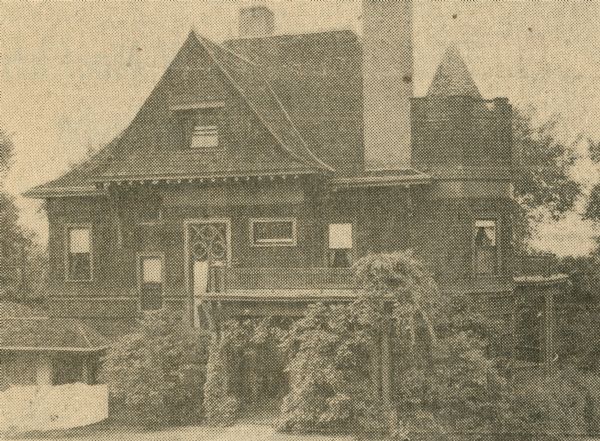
left=239, top=5, right=275, bottom=38
left=362, top=0, right=413, bottom=169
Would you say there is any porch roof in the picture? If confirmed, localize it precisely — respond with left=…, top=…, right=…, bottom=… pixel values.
left=330, top=168, right=431, bottom=190
left=0, top=302, right=108, bottom=352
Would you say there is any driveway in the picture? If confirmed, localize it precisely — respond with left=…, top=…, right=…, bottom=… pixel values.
left=10, top=423, right=354, bottom=441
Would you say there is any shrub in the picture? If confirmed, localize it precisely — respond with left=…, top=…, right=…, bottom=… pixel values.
left=203, top=320, right=246, bottom=426
left=102, top=309, right=208, bottom=427
left=503, top=368, right=600, bottom=439
left=203, top=318, right=286, bottom=426
left=279, top=303, right=385, bottom=435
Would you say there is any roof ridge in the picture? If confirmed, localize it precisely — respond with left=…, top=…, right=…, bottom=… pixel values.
left=225, top=27, right=357, bottom=42
left=194, top=32, right=333, bottom=172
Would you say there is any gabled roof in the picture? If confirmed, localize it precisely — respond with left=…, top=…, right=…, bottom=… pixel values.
left=0, top=302, right=108, bottom=352
left=24, top=136, right=121, bottom=198
left=427, top=46, right=482, bottom=98
left=195, top=34, right=333, bottom=172
left=26, top=31, right=335, bottom=197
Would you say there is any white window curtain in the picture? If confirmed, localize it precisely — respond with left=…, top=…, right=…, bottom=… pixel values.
left=329, top=223, right=352, bottom=249
left=142, top=258, right=163, bottom=283
left=69, top=228, right=90, bottom=253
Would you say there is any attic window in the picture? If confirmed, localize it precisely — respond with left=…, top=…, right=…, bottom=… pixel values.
left=183, top=108, right=220, bottom=150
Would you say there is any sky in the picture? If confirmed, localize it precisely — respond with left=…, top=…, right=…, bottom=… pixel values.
left=1, top=0, right=600, bottom=255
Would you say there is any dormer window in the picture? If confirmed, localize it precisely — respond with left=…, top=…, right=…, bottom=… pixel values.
left=174, top=105, right=222, bottom=150
left=191, top=124, right=218, bottom=149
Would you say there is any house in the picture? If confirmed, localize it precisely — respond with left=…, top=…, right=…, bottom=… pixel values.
left=24, top=1, right=562, bottom=360
left=0, top=302, right=106, bottom=387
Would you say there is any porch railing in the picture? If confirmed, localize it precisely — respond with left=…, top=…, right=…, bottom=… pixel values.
left=224, top=267, right=354, bottom=291
left=512, top=254, right=560, bottom=278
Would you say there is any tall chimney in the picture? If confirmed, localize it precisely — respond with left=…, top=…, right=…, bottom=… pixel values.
left=362, top=0, right=413, bottom=169
left=239, top=5, right=275, bottom=38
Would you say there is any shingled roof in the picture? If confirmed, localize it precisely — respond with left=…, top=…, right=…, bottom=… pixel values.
left=427, top=46, right=482, bottom=98
left=26, top=31, right=343, bottom=198
left=26, top=29, right=427, bottom=198
left=0, top=302, right=108, bottom=352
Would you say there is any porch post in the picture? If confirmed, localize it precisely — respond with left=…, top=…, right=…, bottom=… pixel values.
left=381, top=312, right=398, bottom=432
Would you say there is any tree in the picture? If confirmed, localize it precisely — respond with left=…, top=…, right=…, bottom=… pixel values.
left=582, top=139, right=600, bottom=225
left=512, top=108, right=581, bottom=246
left=0, top=128, right=47, bottom=298
left=0, top=128, right=14, bottom=179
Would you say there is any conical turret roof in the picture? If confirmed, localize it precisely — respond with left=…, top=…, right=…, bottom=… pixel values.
left=427, top=46, right=482, bottom=98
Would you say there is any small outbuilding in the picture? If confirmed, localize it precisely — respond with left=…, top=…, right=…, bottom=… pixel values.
left=0, top=302, right=108, bottom=387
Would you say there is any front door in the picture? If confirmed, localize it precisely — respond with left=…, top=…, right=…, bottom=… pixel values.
left=186, top=220, right=230, bottom=325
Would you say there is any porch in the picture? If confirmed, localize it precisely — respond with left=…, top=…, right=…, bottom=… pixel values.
left=202, top=266, right=517, bottom=302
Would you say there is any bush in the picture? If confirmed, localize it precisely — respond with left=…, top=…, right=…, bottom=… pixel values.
left=102, top=309, right=208, bottom=427
left=203, top=320, right=246, bottom=426
left=279, top=303, right=385, bottom=435
left=203, top=318, right=286, bottom=426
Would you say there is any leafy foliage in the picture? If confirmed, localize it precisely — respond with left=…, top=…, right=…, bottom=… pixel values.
left=280, top=252, right=509, bottom=437
left=203, top=318, right=287, bottom=426
left=279, top=303, right=385, bottom=434
left=0, top=129, right=47, bottom=299
left=584, top=183, right=600, bottom=222
left=505, top=369, right=600, bottom=439
left=0, top=128, right=13, bottom=178
left=102, top=309, right=208, bottom=427
left=513, top=108, right=581, bottom=222
left=354, top=252, right=509, bottom=437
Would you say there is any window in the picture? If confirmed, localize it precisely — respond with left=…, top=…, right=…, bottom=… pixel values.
left=183, top=108, right=219, bottom=149
left=139, top=256, right=163, bottom=311
left=250, top=219, right=296, bottom=247
left=66, top=227, right=92, bottom=281
left=328, top=223, right=353, bottom=268
left=474, top=219, right=497, bottom=275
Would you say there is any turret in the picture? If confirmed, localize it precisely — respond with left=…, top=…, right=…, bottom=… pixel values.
left=411, top=47, right=512, bottom=177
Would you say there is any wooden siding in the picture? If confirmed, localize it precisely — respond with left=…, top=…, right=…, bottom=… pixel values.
left=45, top=181, right=516, bottom=337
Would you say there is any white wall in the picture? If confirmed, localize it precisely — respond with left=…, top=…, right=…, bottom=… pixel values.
left=0, top=383, right=108, bottom=433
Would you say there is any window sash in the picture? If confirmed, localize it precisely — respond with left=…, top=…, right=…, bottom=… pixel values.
left=251, top=219, right=296, bottom=246
left=69, top=228, right=90, bottom=253
left=66, top=227, right=92, bottom=281
left=139, top=256, right=163, bottom=311
left=474, top=220, right=496, bottom=247
left=68, top=253, right=91, bottom=281
left=142, top=258, right=162, bottom=283
left=140, top=282, right=163, bottom=311
left=190, top=125, right=219, bottom=149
